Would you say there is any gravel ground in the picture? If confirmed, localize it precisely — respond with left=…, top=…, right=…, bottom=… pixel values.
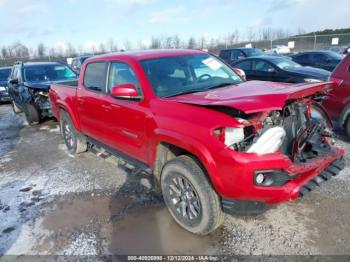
left=0, top=104, right=350, bottom=256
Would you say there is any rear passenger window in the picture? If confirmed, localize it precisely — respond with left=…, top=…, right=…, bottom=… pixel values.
left=235, top=60, right=251, bottom=70
left=83, top=62, right=107, bottom=92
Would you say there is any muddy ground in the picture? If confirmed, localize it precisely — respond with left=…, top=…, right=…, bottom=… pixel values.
left=1, top=103, right=350, bottom=256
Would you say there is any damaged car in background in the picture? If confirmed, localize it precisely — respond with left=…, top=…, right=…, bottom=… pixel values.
left=7, top=61, right=77, bottom=125
left=49, top=50, right=345, bottom=235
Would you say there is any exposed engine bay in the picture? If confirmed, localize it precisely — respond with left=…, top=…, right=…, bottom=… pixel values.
left=215, top=99, right=335, bottom=163
left=33, top=90, right=52, bottom=118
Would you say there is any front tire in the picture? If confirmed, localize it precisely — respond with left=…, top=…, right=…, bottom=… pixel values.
left=24, top=103, right=40, bottom=125
left=161, top=155, right=224, bottom=235
left=60, top=110, right=87, bottom=154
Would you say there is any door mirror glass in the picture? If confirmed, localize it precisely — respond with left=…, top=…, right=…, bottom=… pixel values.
left=110, top=83, right=140, bottom=99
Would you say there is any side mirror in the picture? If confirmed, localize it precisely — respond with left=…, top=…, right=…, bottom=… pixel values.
left=110, top=83, right=140, bottom=99
left=9, top=79, right=19, bottom=85
left=232, top=67, right=246, bottom=81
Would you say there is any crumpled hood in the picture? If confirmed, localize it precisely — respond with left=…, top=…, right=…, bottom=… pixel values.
left=164, top=80, right=334, bottom=114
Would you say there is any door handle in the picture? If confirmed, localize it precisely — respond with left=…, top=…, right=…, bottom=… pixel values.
left=77, top=98, right=84, bottom=104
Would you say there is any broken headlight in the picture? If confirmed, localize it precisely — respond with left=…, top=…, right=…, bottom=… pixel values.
left=213, top=127, right=245, bottom=147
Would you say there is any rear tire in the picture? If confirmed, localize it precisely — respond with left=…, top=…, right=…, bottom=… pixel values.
left=161, top=155, right=224, bottom=235
left=60, top=110, right=87, bottom=154
left=24, top=103, right=40, bottom=125
left=11, top=101, right=22, bottom=114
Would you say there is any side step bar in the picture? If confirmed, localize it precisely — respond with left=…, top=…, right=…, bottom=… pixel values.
left=86, top=137, right=153, bottom=174
left=299, top=158, right=345, bottom=198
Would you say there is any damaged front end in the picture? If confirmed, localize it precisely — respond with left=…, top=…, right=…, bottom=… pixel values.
left=214, top=98, right=336, bottom=163
left=19, top=85, right=53, bottom=118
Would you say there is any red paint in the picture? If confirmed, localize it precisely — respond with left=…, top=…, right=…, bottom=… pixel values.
left=111, top=83, right=139, bottom=98
left=322, top=54, right=350, bottom=124
left=50, top=50, right=344, bottom=205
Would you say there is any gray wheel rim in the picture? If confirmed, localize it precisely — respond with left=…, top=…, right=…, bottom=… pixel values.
left=63, top=121, right=74, bottom=149
left=168, top=174, right=201, bottom=220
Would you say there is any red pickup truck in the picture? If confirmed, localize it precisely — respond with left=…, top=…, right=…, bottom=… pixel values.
left=49, top=49, right=345, bottom=235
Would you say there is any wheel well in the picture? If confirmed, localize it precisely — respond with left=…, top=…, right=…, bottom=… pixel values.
left=153, top=142, right=208, bottom=186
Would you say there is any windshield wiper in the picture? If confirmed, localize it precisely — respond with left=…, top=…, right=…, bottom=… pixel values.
left=206, top=82, right=236, bottom=90
left=163, top=89, right=204, bottom=98
left=163, top=82, right=237, bottom=98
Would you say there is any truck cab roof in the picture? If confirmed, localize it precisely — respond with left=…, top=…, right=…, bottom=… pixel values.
left=91, top=49, right=206, bottom=62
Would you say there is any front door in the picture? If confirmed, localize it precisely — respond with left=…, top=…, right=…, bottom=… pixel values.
left=98, top=61, right=149, bottom=163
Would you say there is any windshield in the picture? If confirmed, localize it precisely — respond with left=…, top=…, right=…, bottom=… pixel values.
left=272, top=58, right=301, bottom=69
left=140, top=54, right=242, bottom=97
left=325, top=51, right=343, bottom=60
left=0, top=68, right=11, bottom=81
left=24, top=64, right=76, bottom=82
left=245, top=48, right=264, bottom=57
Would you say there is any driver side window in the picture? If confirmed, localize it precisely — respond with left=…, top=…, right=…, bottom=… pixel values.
left=253, top=60, right=274, bottom=72
left=108, top=62, right=141, bottom=93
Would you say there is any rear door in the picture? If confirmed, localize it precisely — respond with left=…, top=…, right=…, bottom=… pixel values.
left=251, top=59, right=278, bottom=81
left=7, top=66, right=22, bottom=104
left=77, top=62, right=110, bottom=140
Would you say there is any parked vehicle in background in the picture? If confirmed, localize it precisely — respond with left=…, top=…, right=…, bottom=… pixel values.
left=71, top=55, right=92, bottom=74
left=265, top=45, right=291, bottom=55
left=232, top=56, right=330, bottom=83
left=322, top=45, right=350, bottom=56
left=0, top=66, right=11, bottom=103
left=322, top=54, right=350, bottom=136
left=291, top=51, right=343, bottom=72
left=50, top=49, right=344, bottom=235
left=219, top=48, right=264, bottom=64
left=8, top=62, right=77, bottom=125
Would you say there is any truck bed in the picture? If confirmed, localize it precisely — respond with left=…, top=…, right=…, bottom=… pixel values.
left=49, top=82, right=78, bottom=120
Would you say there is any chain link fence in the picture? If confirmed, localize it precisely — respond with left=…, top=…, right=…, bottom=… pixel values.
left=229, top=33, right=350, bottom=52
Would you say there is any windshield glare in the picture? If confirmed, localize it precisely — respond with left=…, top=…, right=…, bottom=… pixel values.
left=141, top=54, right=242, bottom=97
left=24, top=65, right=76, bottom=82
left=0, top=69, right=11, bottom=81
left=273, top=58, right=301, bottom=69
left=325, top=51, right=343, bottom=60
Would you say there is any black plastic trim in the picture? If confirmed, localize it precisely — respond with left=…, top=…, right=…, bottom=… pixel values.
left=86, top=136, right=152, bottom=174
left=221, top=198, right=271, bottom=216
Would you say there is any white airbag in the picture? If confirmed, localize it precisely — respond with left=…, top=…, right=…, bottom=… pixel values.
left=247, top=127, right=286, bottom=155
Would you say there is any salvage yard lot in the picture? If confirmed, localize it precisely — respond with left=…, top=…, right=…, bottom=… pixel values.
left=1, top=103, right=350, bottom=256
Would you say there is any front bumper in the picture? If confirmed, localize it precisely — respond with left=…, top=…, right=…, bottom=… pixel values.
left=210, top=146, right=345, bottom=205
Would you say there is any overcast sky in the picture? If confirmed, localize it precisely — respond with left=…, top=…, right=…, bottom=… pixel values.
left=0, top=0, right=349, bottom=51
